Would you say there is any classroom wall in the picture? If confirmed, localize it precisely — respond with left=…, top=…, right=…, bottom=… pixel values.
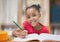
left=0, top=0, right=18, bottom=25
left=0, top=0, right=3, bottom=24
left=0, top=0, right=18, bottom=35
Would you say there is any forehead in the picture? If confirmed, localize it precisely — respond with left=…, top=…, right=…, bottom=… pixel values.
left=26, top=8, right=38, bottom=14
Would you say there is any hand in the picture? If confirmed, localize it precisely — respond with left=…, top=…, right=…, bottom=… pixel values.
left=12, top=28, right=21, bottom=37
left=12, top=28, right=27, bottom=38
left=19, top=30, right=27, bottom=38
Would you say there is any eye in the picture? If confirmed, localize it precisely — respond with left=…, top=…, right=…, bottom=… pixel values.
left=32, top=14, right=36, bottom=17
left=26, top=16, right=30, bottom=19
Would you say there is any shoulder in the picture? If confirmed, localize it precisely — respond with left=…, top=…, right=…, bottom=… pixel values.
left=40, top=23, right=47, bottom=29
left=40, top=23, right=49, bottom=33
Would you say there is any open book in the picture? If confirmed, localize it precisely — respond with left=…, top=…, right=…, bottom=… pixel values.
left=12, top=33, right=60, bottom=42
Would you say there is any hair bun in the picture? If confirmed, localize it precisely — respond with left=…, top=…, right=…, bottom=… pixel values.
left=37, top=4, right=40, bottom=9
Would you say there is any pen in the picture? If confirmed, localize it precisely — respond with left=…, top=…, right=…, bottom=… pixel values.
left=13, top=21, right=23, bottom=31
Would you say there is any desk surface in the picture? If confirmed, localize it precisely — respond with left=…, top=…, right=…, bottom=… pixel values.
left=7, top=40, right=60, bottom=42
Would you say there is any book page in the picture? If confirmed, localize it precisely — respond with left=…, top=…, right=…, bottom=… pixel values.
left=38, top=33, right=60, bottom=42
left=12, top=33, right=39, bottom=42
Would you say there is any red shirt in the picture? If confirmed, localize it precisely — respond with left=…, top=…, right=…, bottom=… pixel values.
left=23, top=21, right=49, bottom=34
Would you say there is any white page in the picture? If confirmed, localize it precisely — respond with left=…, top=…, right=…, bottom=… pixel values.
left=38, top=33, right=60, bottom=42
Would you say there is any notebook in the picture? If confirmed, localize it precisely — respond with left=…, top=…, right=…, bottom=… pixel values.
left=12, top=33, right=60, bottom=42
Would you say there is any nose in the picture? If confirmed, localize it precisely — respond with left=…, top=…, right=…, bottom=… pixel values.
left=30, top=17, right=33, bottom=20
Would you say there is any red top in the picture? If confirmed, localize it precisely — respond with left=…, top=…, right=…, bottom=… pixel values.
left=23, top=21, right=49, bottom=34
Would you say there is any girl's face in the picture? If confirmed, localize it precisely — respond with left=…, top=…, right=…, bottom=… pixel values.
left=25, top=8, right=41, bottom=27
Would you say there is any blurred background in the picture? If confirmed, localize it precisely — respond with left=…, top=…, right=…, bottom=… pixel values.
left=0, top=0, right=60, bottom=35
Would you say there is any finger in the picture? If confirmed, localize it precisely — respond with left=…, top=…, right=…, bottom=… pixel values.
left=19, top=35, right=26, bottom=38
left=15, top=28, right=22, bottom=32
left=22, top=30, right=28, bottom=33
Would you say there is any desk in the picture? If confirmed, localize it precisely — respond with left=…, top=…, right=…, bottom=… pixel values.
left=8, top=40, right=60, bottom=42
left=43, top=40, right=60, bottom=42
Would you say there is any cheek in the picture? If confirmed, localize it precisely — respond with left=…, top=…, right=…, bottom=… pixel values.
left=26, top=19, right=30, bottom=22
left=35, top=16, right=39, bottom=20
left=35, top=17, right=40, bottom=22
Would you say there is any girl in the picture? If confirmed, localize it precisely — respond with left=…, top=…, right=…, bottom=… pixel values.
left=12, top=4, right=49, bottom=38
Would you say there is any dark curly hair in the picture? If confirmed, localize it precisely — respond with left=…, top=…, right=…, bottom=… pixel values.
left=26, top=4, right=41, bottom=13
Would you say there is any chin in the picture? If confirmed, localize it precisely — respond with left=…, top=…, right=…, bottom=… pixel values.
left=31, top=24, right=36, bottom=27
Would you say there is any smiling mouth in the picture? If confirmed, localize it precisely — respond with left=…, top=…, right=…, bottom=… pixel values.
left=30, top=20, right=36, bottom=26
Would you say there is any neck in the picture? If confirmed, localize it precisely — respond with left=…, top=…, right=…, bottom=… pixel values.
left=33, top=23, right=42, bottom=30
